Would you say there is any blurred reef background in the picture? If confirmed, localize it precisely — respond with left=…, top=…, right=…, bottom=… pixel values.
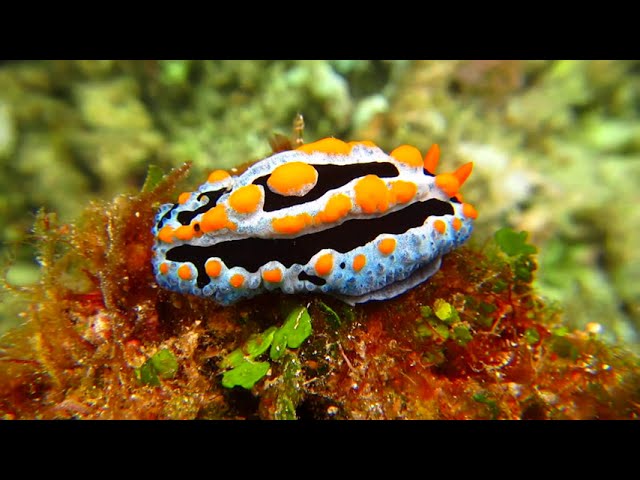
left=1, top=60, right=639, bottom=419
left=1, top=60, right=638, bottom=344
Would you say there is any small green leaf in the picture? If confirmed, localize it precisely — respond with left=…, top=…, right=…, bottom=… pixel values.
left=220, top=348, right=246, bottom=369
left=221, top=359, right=270, bottom=389
left=141, top=165, right=165, bottom=193
left=419, top=306, right=433, bottom=319
left=552, top=326, right=569, bottom=337
left=137, top=361, right=160, bottom=386
left=416, top=324, right=432, bottom=338
left=150, top=349, right=179, bottom=379
left=524, top=328, right=540, bottom=344
left=433, top=299, right=458, bottom=324
left=317, top=301, right=341, bottom=327
left=284, top=306, right=313, bottom=348
left=430, top=321, right=450, bottom=340
left=244, top=326, right=277, bottom=358
left=270, top=328, right=288, bottom=361
left=453, top=325, right=473, bottom=345
left=494, top=228, right=537, bottom=257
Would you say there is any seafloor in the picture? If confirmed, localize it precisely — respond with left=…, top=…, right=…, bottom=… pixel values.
left=0, top=60, right=639, bottom=419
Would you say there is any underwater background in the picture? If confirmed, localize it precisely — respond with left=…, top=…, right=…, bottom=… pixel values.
left=2, top=60, right=638, bottom=346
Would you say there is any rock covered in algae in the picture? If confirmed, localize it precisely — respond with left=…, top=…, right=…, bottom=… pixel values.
left=0, top=163, right=638, bottom=420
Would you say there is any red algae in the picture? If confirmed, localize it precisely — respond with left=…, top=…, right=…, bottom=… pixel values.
left=0, top=162, right=639, bottom=419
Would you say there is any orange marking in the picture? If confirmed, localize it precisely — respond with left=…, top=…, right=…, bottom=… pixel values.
left=315, top=193, right=352, bottom=224
left=296, top=137, right=351, bottom=155
left=229, top=184, right=262, bottom=213
left=378, top=238, right=397, bottom=255
left=208, top=170, right=230, bottom=183
left=390, top=145, right=423, bottom=167
left=272, top=213, right=313, bottom=234
left=454, top=193, right=464, bottom=203
left=230, top=273, right=244, bottom=288
left=424, top=144, right=440, bottom=174
left=157, top=225, right=174, bottom=243
left=200, top=205, right=230, bottom=232
left=315, top=253, right=334, bottom=276
left=348, top=140, right=377, bottom=148
left=352, top=254, right=366, bottom=272
left=452, top=217, right=462, bottom=231
left=262, top=268, right=283, bottom=283
left=178, top=192, right=191, bottom=204
left=434, top=220, right=446, bottom=234
left=453, top=162, right=473, bottom=186
left=267, top=161, right=318, bottom=196
left=177, top=264, right=193, bottom=280
left=159, top=262, right=169, bottom=275
left=354, top=175, right=391, bottom=214
left=174, top=225, right=195, bottom=241
left=462, top=203, right=478, bottom=219
left=390, top=180, right=417, bottom=204
left=435, top=173, right=460, bottom=197
left=205, top=259, right=222, bottom=278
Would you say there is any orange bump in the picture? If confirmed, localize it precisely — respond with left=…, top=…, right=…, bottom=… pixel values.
left=178, top=192, right=191, bottom=204
left=272, top=213, right=313, bottom=234
left=462, top=203, right=478, bottom=219
left=354, top=175, right=391, bottom=214
left=453, top=162, right=473, bottom=186
left=452, top=217, right=462, bottom=231
left=159, top=262, right=169, bottom=275
left=262, top=268, right=282, bottom=283
left=435, top=173, right=460, bottom=197
left=267, top=162, right=318, bottom=196
left=315, top=193, right=352, bottom=224
left=229, top=184, right=262, bottom=213
left=178, top=264, right=193, bottom=280
left=352, top=254, right=366, bottom=272
left=174, top=225, right=195, bottom=241
left=201, top=205, right=229, bottom=232
left=205, top=259, right=222, bottom=278
left=230, top=273, right=244, bottom=288
left=296, top=137, right=351, bottom=155
left=424, top=144, right=440, bottom=174
left=454, top=193, right=464, bottom=203
left=348, top=140, right=377, bottom=148
left=378, top=238, right=397, bottom=255
left=157, top=225, right=174, bottom=243
left=208, top=170, right=230, bottom=183
left=390, top=180, right=417, bottom=204
left=434, top=219, right=446, bottom=234
left=315, top=253, right=334, bottom=276
left=390, top=145, right=423, bottom=167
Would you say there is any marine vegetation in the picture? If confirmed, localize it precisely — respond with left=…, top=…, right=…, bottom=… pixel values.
left=0, top=138, right=639, bottom=419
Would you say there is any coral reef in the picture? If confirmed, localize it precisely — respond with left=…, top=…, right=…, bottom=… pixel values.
left=0, top=164, right=638, bottom=419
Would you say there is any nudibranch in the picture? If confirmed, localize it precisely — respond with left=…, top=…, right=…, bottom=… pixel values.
left=151, top=138, right=477, bottom=305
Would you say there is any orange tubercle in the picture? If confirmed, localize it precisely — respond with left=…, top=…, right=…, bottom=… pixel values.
left=200, top=205, right=230, bottom=232
left=462, top=203, right=478, bottom=219
left=230, top=273, right=245, bottom=288
left=390, top=180, right=417, bottom=204
left=177, top=264, right=193, bottom=280
left=229, top=184, right=263, bottom=213
left=159, top=262, right=169, bottom=275
left=435, top=173, right=461, bottom=197
left=272, top=213, right=313, bottom=234
left=348, top=140, right=377, bottom=148
left=352, top=254, right=366, bottom=272
left=157, top=225, right=175, bottom=244
left=174, top=225, right=195, bottom=241
left=178, top=192, right=192, bottom=204
left=205, top=259, right=222, bottom=278
left=296, top=137, right=351, bottom=155
left=354, top=175, right=391, bottom=214
left=453, top=162, right=473, bottom=186
left=452, top=217, right=462, bottom=231
left=434, top=219, right=446, bottom=234
left=262, top=268, right=283, bottom=283
left=390, top=145, right=423, bottom=167
left=315, top=253, right=334, bottom=276
left=424, top=144, right=440, bottom=174
left=315, top=193, right=352, bottom=224
left=208, top=170, right=230, bottom=183
left=378, top=238, right=397, bottom=256
left=267, top=161, right=318, bottom=196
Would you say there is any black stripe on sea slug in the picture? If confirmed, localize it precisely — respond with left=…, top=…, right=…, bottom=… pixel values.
left=166, top=198, right=454, bottom=289
left=176, top=190, right=227, bottom=225
left=253, top=162, right=399, bottom=212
